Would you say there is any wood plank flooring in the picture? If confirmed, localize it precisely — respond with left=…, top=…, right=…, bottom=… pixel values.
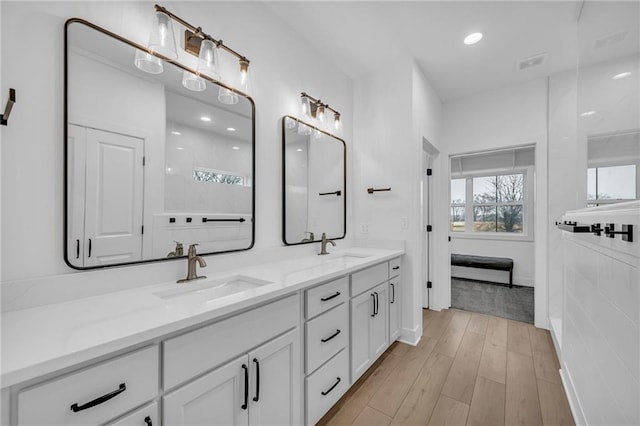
left=318, top=309, right=574, bottom=426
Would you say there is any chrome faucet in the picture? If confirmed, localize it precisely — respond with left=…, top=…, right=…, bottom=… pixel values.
left=318, top=233, right=336, bottom=255
left=177, top=244, right=207, bottom=283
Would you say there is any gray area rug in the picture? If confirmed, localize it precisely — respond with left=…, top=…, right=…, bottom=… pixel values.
left=451, top=277, right=534, bottom=324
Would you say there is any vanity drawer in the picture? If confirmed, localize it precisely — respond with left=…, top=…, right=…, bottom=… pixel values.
left=306, top=348, right=350, bottom=426
left=351, top=262, right=388, bottom=296
left=389, top=257, right=401, bottom=278
left=306, top=276, right=348, bottom=319
left=106, top=401, right=158, bottom=426
left=306, top=303, right=349, bottom=374
left=163, top=294, right=300, bottom=390
left=17, top=345, right=159, bottom=426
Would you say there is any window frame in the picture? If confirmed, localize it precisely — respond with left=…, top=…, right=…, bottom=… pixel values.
left=587, top=159, right=639, bottom=207
left=450, top=167, right=534, bottom=241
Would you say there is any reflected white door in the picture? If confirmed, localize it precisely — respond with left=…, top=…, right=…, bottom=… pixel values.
left=84, top=128, right=144, bottom=266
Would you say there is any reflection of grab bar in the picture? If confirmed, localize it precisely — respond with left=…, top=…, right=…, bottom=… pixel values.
left=367, top=187, right=391, bottom=194
left=202, top=218, right=247, bottom=223
left=319, top=190, right=342, bottom=196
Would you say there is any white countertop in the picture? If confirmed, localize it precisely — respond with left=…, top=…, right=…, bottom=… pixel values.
left=1, top=247, right=403, bottom=388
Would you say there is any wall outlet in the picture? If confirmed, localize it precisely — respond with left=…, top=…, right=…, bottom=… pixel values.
left=400, top=216, right=409, bottom=230
left=360, top=223, right=369, bottom=234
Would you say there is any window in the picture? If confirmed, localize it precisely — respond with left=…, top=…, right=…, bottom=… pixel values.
left=450, top=172, right=527, bottom=235
left=587, top=164, right=637, bottom=206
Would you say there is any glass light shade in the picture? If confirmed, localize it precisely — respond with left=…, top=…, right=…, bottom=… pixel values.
left=236, top=59, right=251, bottom=95
left=134, top=49, right=163, bottom=74
left=284, top=116, right=297, bottom=129
left=316, top=104, right=326, bottom=129
left=148, top=11, right=178, bottom=60
left=313, top=128, right=323, bottom=139
left=196, top=39, right=220, bottom=80
left=333, top=113, right=343, bottom=136
left=298, top=122, right=311, bottom=135
left=218, top=87, right=239, bottom=105
left=182, top=70, right=206, bottom=92
left=301, top=96, right=312, bottom=122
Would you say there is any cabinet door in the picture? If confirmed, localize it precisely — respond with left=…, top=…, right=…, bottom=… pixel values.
left=370, top=282, right=389, bottom=360
left=84, top=128, right=144, bottom=266
left=248, top=329, right=301, bottom=426
left=67, top=124, right=87, bottom=267
left=389, top=278, right=401, bottom=342
left=351, top=290, right=375, bottom=381
left=163, top=355, right=249, bottom=426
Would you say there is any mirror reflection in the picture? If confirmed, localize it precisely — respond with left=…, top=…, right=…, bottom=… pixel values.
left=65, top=20, right=254, bottom=269
left=282, top=116, right=346, bottom=245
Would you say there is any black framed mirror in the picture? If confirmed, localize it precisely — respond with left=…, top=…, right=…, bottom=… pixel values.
left=65, top=19, right=255, bottom=269
left=282, top=115, right=346, bottom=245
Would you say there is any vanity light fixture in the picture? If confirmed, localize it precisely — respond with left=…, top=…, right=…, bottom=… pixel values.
left=136, top=4, right=251, bottom=100
left=299, top=92, right=343, bottom=136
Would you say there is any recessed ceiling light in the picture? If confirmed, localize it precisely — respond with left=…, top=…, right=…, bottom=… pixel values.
left=200, top=116, right=211, bottom=122
left=463, top=32, right=483, bottom=45
left=612, top=72, right=631, bottom=80
left=226, top=127, right=236, bottom=132
left=171, top=130, right=182, bottom=136
left=296, top=148, right=303, bottom=152
left=176, top=147, right=183, bottom=150
left=580, top=111, right=596, bottom=117
left=232, top=146, right=240, bottom=150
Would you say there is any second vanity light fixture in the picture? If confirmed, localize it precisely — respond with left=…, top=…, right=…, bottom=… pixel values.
left=134, top=4, right=251, bottom=105
left=296, top=92, right=343, bottom=137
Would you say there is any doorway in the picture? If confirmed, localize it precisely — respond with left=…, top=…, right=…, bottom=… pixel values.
left=422, top=138, right=439, bottom=309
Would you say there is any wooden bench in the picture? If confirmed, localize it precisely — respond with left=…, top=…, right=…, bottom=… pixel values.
left=451, top=253, right=514, bottom=288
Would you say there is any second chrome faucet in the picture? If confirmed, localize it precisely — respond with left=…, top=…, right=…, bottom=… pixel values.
left=177, top=244, right=207, bottom=283
left=318, top=233, right=336, bottom=255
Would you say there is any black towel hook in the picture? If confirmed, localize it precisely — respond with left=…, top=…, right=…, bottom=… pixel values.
left=1, top=88, right=15, bottom=126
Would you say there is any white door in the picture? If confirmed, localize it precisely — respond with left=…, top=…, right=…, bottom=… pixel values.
left=370, top=282, right=389, bottom=360
left=351, top=290, right=375, bottom=381
left=163, top=355, right=249, bottom=426
left=248, top=329, right=301, bottom=426
left=423, top=151, right=433, bottom=308
left=389, top=279, right=401, bottom=342
left=84, top=128, right=144, bottom=266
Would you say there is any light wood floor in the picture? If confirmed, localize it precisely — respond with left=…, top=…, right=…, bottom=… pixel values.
left=318, top=309, right=574, bottom=426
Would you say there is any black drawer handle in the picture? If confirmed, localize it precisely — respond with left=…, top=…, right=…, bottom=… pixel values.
left=87, top=238, right=92, bottom=258
left=371, top=293, right=376, bottom=317
left=70, top=383, right=126, bottom=412
left=321, top=329, right=341, bottom=343
left=321, top=291, right=341, bottom=302
left=321, top=377, right=341, bottom=396
left=75, top=239, right=80, bottom=259
left=390, top=283, right=395, bottom=304
left=241, top=364, right=249, bottom=410
left=374, top=292, right=379, bottom=316
left=392, top=266, right=400, bottom=270
left=252, top=358, right=260, bottom=402
left=144, top=416, right=152, bottom=426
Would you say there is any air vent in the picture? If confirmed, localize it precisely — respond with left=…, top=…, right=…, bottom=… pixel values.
left=594, top=31, right=629, bottom=49
left=516, top=53, right=547, bottom=72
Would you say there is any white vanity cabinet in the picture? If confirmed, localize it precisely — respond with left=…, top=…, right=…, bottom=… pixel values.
left=164, top=329, right=300, bottom=426
left=389, top=257, right=402, bottom=343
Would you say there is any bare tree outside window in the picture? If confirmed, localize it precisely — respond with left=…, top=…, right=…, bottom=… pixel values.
left=473, top=174, right=524, bottom=233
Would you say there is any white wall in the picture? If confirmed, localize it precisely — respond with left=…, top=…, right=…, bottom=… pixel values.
left=353, top=60, right=443, bottom=344
left=440, top=78, right=549, bottom=326
left=0, top=1, right=353, bottom=310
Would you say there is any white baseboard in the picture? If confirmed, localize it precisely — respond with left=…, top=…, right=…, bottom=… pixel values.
left=399, top=325, right=421, bottom=346
left=560, top=365, right=586, bottom=426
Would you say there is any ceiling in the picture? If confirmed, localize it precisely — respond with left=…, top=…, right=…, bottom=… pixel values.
left=264, top=1, right=638, bottom=102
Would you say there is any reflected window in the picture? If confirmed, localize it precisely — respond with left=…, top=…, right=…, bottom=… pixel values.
left=587, top=164, right=637, bottom=205
left=193, top=168, right=244, bottom=185
left=450, top=179, right=466, bottom=232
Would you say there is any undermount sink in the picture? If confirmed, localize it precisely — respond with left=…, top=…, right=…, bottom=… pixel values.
left=154, top=275, right=272, bottom=300
left=321, top=252, right=371, bottom=263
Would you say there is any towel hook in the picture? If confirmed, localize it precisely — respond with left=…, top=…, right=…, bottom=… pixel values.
left=0, top=88, right=16, bottom=126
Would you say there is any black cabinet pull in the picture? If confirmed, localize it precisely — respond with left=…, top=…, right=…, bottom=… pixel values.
left=321, top=377, right=341, bottom=396
left=144, top=416, right=152, bottom=426
left=321, top=291, right=341, bottom=302
left=87, top=238, right=92, bottom=258
left=392, top=266, right=400, bottom=270
left=321, top=329, right=341, bottom=343
left=390, top=283, right=395, bottom=304
left=70, top=383, right=126, bottom=412
left=370, top=293, right=376, bottom=317
left=374, top=292, right=379, bottom=316
left=252, top=358, right=260, bottom=402
left=75, top=240, right=80, bottom=259
left=241, top=364, right=249, bottom=409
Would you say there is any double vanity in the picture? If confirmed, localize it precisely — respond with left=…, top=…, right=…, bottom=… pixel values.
left=1, top=247, right=404, bottom=425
